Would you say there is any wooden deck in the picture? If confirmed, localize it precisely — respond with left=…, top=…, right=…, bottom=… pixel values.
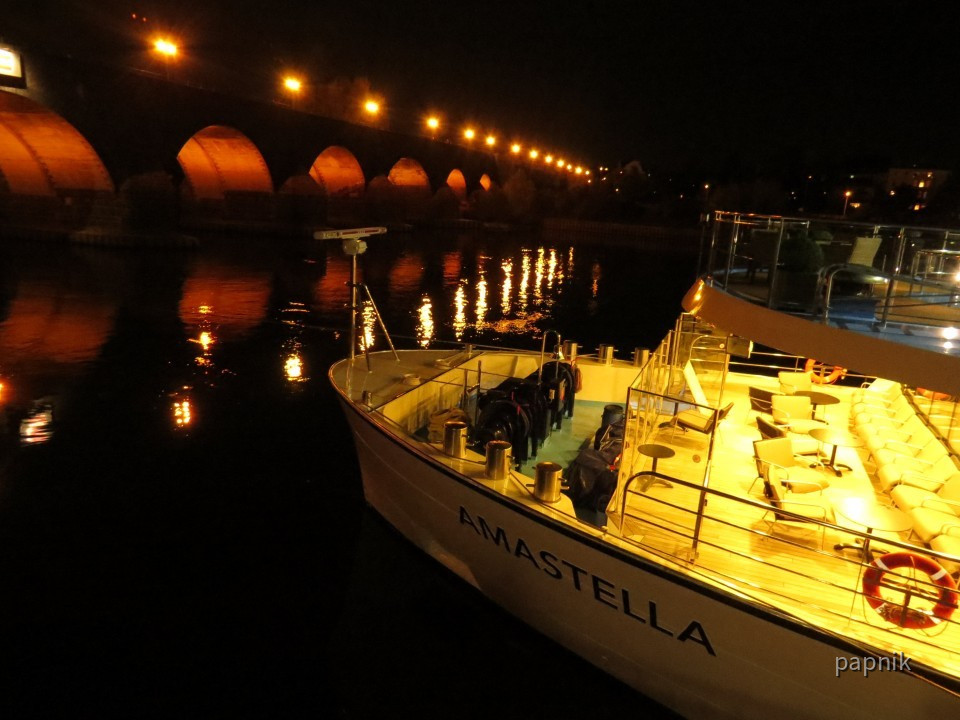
left=610, top=371, right=960, bottom=680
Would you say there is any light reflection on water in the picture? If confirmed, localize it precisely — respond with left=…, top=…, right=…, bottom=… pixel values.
left=0, top=231, right=693, bottom=716
left=0, top=232, right=690, bottom=442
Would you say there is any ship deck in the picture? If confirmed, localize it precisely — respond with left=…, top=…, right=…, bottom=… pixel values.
left=330, top=347, right=960, bottom=686
left=613, top=371, right=960, bottom=681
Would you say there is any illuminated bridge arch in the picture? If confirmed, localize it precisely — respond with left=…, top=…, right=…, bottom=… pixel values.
left=388, top=158, right=430, bottom=192
left=445, top=169, right=467, bottom=201
left=309, top=146, right=365, bottom=197
left=0, top=90, right=113, bottom=196
left=176, top=125, right=272, bottom=200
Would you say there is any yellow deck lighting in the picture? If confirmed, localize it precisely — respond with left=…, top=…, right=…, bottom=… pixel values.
left=283, top=76, right=302, bottom=93
left=364, top=99, right=380, bottom=115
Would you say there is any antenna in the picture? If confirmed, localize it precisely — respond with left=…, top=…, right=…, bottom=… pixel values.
left=313, top=227, right=398, bottom=369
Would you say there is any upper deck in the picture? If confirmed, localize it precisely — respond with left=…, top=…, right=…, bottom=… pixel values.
left=699, top=212, right=960, bottom=394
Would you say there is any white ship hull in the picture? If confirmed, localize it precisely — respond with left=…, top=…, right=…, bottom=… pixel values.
left=337, top=394, right=959, bottom=719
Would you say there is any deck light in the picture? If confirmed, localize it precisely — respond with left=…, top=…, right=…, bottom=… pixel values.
left=153, top=38, right=178, bottom=56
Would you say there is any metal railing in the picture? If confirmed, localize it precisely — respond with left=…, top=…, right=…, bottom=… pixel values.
left=702, top=211, right=960, bottom=330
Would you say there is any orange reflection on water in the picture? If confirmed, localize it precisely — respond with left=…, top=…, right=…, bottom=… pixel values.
left=19, top=401, right=53, bottom=445
left=389, top=253, right=424, bottom=295
left=417, top=295, right=435, bottom=347
left=518, top=251, right=531, bottom=311
left=179, top=266, right=269, bottom=339
left=443, top=251, right=462, bottom=284
left=534, top=248, right=545, bottom=302
left=501, top=259, right=513, bottom=315
left=453, top=283, right=467, bottom=340
left=476, top=275, right=488, bottom=326
left=173, top=398, right=192, bottom=428
left=284, top=353, right=304, bottom=381
left=592, top=261, right=601, bottom=298
left=360, top=304, right=376, bottom=352
left=547, top=248, right=557, bottom=291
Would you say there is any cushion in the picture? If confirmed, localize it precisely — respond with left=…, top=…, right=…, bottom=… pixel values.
left=909, top=507, right=958, bottom=543
left=930, top=534, right=960, bottom=575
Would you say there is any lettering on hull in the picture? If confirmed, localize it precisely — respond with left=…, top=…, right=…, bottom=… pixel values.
left=459, top=506, right=715, bottom=656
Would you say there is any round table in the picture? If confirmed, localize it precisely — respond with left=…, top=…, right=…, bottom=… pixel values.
left=795, top=390, right=840, bottom=422
left=637, top=443, right=675, bottom=490
left=809, top=427, right=864, bottom=476
left=833, top=498, right=913, bottom=613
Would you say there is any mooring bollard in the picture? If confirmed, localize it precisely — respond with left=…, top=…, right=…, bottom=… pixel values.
left=484, top=440, right=511, bottom=480
left=443, top=420, right=467, bottom=458
left=534, top=461, right=563, bottom=503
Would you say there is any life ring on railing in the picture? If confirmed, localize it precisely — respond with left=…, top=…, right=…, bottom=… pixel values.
left=861, top=552, right=958, bottom=630
left=804, top=358, right=847, bottom=384
left=917, top=387, right=951, bottom=401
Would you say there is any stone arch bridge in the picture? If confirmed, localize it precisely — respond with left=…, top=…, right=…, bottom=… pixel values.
left=0, top=47, right=523, bottom=237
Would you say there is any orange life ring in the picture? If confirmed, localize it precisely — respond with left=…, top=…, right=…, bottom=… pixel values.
left=862, top=552, right=958, bottom=630
left=804, top=358, right=846, bottom=384
left=917, top=387, right=951, bottom=401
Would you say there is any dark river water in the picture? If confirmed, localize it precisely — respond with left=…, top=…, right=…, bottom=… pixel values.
left=0, top=229, right=695, bottom=719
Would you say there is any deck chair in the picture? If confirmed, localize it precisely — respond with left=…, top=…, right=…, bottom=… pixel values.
left=756, top=415, right=819, bottom=456
left=771, top=394, right=827, bottom=434
left=760, top=467, right=833, bottom=548
left=778, top=371, right=811, bottom=395
left=748, top=386, right=775, bottom=415
left=682, top=360, right=710, bottom=407
left=744, top=228, right=779, bottom=283
left=674, top=402, right=734, bottom=436
left=752, top=437, right=830, bottom=494
left=847, top=236, right=882, bottom=267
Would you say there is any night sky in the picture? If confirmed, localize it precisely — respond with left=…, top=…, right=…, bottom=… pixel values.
left=7, top=1, right=960, bottom=174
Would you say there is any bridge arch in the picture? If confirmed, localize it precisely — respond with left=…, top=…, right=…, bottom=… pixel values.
left=388, top=158, right=430, bottom=191
left=176, top=125, right=273, bottom=200
left=309, top=146, right=365, bottom=197
left=0, top=90, right=113, bottom=196
left=445, top=169, right=467, bottom=201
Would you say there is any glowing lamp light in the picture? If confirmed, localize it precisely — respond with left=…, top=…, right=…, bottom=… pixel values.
left=426, top=116, right=439, bottom=130
left=0, top=47, right=22, bottom=78
left=942, top=327, right=959, bottom=340
left=153, top=38, right=178, bottom=56
left=544, top=154, right=553, bottom=163
left=485, top=135, right=496, bottom=147
left=283, top=76, right=302, bottom=93
left=585, top=170, right=590, bottom=176
left=529, top=149, right=539, bottom=160
left=575, top=166, right=583, bottom=174
left=463, top=128, right=475, bottom=140
left=844, top=190, right=852, bottom=198
left=364, top=99, right=380, bottom=115
left=556, top=159, right=565, bottom=169
left=510, top=143, right=521, bottom=154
